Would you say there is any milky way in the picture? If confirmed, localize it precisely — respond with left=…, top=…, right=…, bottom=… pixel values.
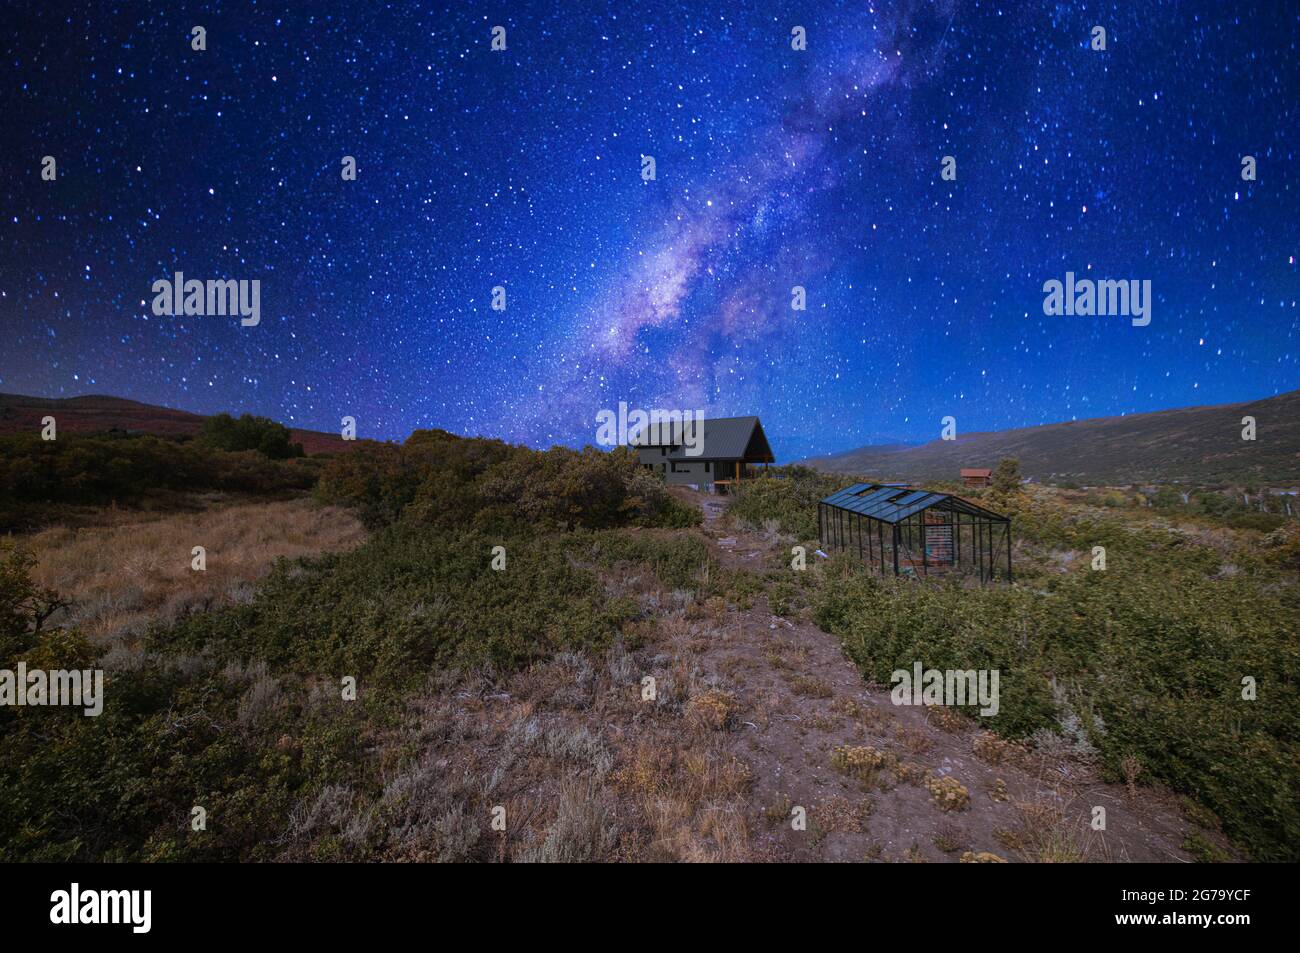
left=1, top=2, right=1296, bottom=460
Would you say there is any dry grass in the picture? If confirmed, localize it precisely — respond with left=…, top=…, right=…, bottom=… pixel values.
left=614, top=739, right=753, bottom=861
left=924, top=775, right=971, bottom=812
left=276, top=553, right=761, bottom=863
left=830, top=694, right=886, bottom=730
left=831, top=744, right=898, bottom=788
left=818, top=795, right=871, bottom=834
left=972, top=730, right=1032, bottom=768
left=925, top=706, right=969, bottom=734
left=996, top=795, right=1110, bottom=863
left=686, top=688, right=740, bottom=731
left=895, top=724, right=936, bottom=755
left=18, top=498, right=366, bottom=643
left=933, top=821, right=967, bottom=853
left=959, top=850, right=1008, bottom=863
left=788, top=674, right=833, bottom=698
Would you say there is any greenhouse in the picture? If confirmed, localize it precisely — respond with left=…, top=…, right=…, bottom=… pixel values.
left=817, top=483, right=1012, bottom=584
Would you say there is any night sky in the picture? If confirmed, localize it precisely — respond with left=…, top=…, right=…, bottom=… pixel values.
left=2, top=2, right=1297, bottom=460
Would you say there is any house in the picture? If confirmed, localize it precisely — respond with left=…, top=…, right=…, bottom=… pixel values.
left=818, top=483, right=1012, bottom=584
left=961, top=468, right=993, bottom=487
left=633, top=416, right=775, bottom=492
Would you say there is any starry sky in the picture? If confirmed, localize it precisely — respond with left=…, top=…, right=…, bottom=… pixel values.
left=2, top=1, right=1297, bottom=460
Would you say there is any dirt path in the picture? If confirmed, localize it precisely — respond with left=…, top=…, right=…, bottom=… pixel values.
left=674, top=488, right=1211, bottom=863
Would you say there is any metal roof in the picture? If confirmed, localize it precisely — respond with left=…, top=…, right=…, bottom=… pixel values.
left=635, top=416, right=775, bottom=462
left=820, top=483, right=1009, bottom=524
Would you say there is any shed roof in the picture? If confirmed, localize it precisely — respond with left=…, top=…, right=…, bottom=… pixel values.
left=820, top=483, right=1008, bottom=524
left=961, top=468, right=993, bottom=478
left=635, top=416, right=774, bottom=462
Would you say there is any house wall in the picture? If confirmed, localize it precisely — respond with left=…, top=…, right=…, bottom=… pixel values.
left=663, top=460, right=713, bottom=486
left=637, top=448, right=736, bottom=486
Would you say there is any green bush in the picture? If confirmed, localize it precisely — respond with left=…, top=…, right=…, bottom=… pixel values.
left=0, top=545, right=69, bottom=659
left=199, top=413, right=304, bottom=459
left=573, top=530, right=716, bottom=593
left=317, top=431, right=699, bottom=533
left=728, top=466, right=842, bottom=539
left=0, top=651, right=364, bottom=862
left=1223, top=511, right=1287, bottom=532
left=150, top=523, right=632, bottom=685
left=990, top=457, right=1021, bottom=496
left=814, top=576, right=1058, bottom=739
left=0, top=433, right=315, bottom=529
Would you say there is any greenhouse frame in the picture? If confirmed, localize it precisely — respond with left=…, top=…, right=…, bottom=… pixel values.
left=817, top=483, right=1012, bottom=584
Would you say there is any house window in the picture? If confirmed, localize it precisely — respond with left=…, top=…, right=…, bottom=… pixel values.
left=660, top=447, right=666, bottom=456
left=705, top=462, right=711, bottom=473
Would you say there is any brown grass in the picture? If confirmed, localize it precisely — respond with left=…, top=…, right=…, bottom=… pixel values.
left=788, top=674, right=833, bottom=698
left=996, top=795, right=1110, bottom=863
left=924, top=775, right=971, bottom=812
left=686, top=688, right=741, bottom=731
left=818, top=795, right=871, bottom=833
left=831, top=744, right=898, bottom=789
left=17, top=498, right=366, bottom=643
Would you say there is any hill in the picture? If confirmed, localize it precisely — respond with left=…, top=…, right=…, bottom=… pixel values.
left=0, top=392, right=346, bottom=456
left=802, top=390, right=1300, bottom=486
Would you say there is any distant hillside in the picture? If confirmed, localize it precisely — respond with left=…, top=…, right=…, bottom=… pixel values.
left=802, top=390, right=1300, bottom=486
left=0, top=392, right=346, bottom=456
left=778, top=433, right=915, bottom=462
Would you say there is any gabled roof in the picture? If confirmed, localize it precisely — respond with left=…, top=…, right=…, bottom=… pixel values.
left=635, top=416, right=775, bottom=462
left=820, top=483, right=1008, bottom=524
left=961, top=468, right=993, bottom=477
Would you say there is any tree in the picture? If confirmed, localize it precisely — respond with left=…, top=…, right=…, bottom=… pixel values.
left=199, top=413, right=303, bottom=459
left=0, top=545, right=69, bottom=658
left=1152, top=486, right=1182, bottom=509
left=991, top=457, right=1021, bottom=496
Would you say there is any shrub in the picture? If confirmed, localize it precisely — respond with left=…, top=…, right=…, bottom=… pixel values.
left=831, top=745, right=897, bottom=786
left=990, top=458, right=1021, bottom=496
left=575, top=530, right=715, bottom=593
left=0, top=544, right=68, bottom=658
left=199, top=413, right=304, bottom=459
left=316, top=432, right=699, bottom=533
left=0, top=433, right=315, bottom=529
left=924, top=776, right=970, bottom=812
left=728, top=466, right=842, bottom=539
left=149, top=523, right=634, bottom=687
left=686, top=689, right=739, bottom=731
